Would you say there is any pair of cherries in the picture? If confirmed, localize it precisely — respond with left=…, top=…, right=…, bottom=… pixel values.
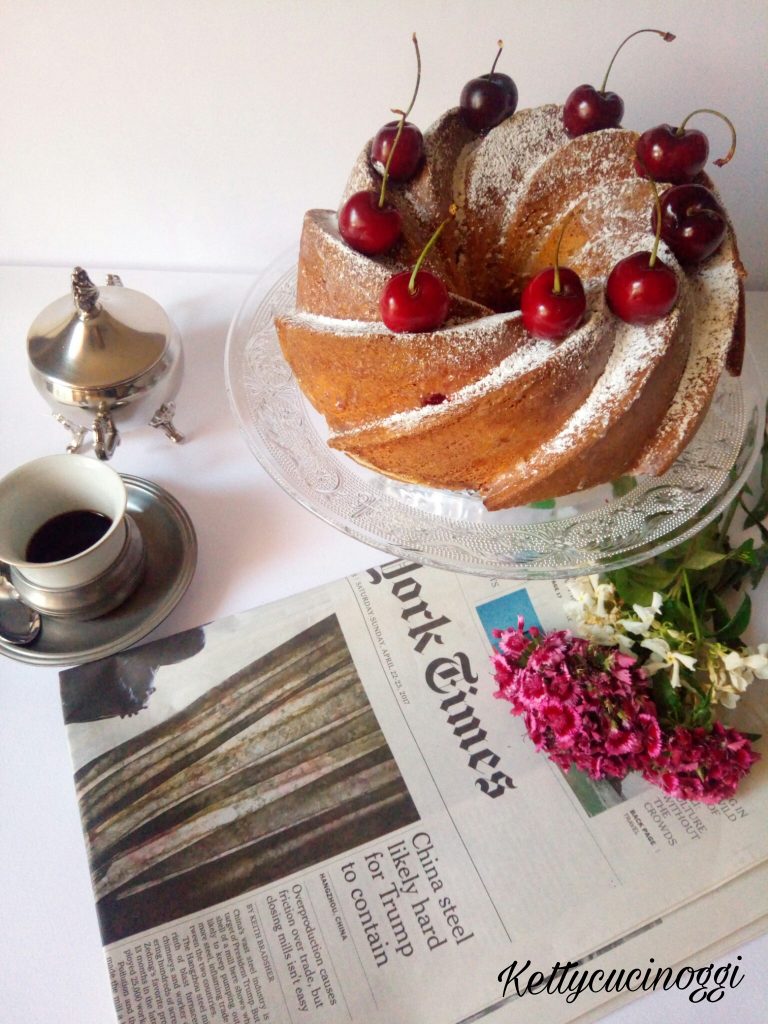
left=379, top=41, right=521, bottom=334
left=338, top=33, right=447, bottom=333
left=605, top=179, right=727, bottom=325
left=340, top=36, right=519, bottom=261
left=521, top=212, right=675, bottom=339
left=521, top=28, right=733, bottom=335
left=604, top=179, right=726, bottom=324
left=523, top=174, right=727, bottom=337
left=344, top=38, right=520, bottom=333
left=564, top=28, right=737, bottom=184
left=339, top=34, right=425, bottom=257
left=521, top=241, right=675, bottom=341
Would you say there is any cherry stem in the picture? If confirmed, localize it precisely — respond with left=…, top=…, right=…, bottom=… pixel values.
left=647, top=176, right=664, bottom=268
left=378, top=33, right=422, bottom=209
left=552, top=220, right=569, bottom=294
left=490, top=40, right=503, bottom=77
left=408, top=204, right=457, bottom=295
left=402, top=32, right=422, bottom=122
left=600, top=28, right=675, bottom=94
left=676, top=108, right=737, bottom=167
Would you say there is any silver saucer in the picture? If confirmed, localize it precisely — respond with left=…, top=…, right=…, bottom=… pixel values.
left=0, top=475, right=196, bottom=667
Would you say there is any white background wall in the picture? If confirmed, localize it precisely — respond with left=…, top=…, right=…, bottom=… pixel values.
left=0, top=0, right=765, bottom=286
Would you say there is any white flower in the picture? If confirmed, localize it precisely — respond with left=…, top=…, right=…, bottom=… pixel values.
left=593, top=581, right=616, bottom=618
left=641, top=636, right=697, bottom=688
left=565, top=575, right=613, bottom=620
left=705, top=650, right=733, bottom=707
left=565, top=575, right=631, bottom=649
left=566, top=575, right=601, bottom=606
left=614, top=631, right=637, bottom=655
left=619, top=592, right=664, bottom=637
left=708, top=644, right=768, bottom=707
left=743, top=644, right=768, bottom=679
left=722, top=650, right=753, bottom=690
left=584, top=621, right=636, bottom=652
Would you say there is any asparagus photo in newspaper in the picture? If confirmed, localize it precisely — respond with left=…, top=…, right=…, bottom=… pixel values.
left=59, top=559, right=768, bottom=1024
left=68, top=612, right=418, bottom=944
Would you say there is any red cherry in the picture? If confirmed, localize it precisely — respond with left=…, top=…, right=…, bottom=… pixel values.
left=460, top=41, right=518, bottom=134
left=605, top=252, right=679, bottom=324
left=652, top=184, right=727, bottom=264
left=635, top=124, right=708, bottom=183
left=380, top=204, right=456, bottom=333
left=563, top=29, right=674, bottom=138
left=338, top=190, right=401, bottom=255
left=370, top=34, right=424, bottom=182
left=521, top=267, right=586, bottom=340
left=636, top=108, right=737, bottom=184
left=563, top=85, right=623, bottom=137
left=460, top=73, right=518, bottom=133
left=371, top=120, right=424, bottom=181
left=380, top=270, right=449, bottom=333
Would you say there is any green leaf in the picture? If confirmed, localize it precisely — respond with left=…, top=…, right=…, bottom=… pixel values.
left=682, top=549, right=728, bottom=570
left=742, top=501, right=768, bottom=540
left=672, top=596, right=704, bottom=635
left=731, top=538, right=757, bottom=565
left=749, top=543, right=768, bottom=589
left=635, top=562, right=677, bottom=589
left=528, top=497, right=556, bottom=509
left=690, top=701, right=715, bottom=729
left=609, top=568, right=657, bottom=608
left=708, top=591, right=732, bottom=635
left=652, top=674, right=684, bottom=725
left=611, top=475, right=638, bottom=498
left=714, top=592, right=752, bottom=641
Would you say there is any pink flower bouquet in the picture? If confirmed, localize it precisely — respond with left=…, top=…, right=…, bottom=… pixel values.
left=492, top=615, right=760, bottom=804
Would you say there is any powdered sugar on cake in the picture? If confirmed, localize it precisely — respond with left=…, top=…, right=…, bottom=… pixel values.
left=279, top=102, right=745, bottom=506
left=633, top=243, right=742, bottom=472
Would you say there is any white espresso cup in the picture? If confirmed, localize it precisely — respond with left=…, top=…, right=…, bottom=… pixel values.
left=0, top=454, right=143, bottom=618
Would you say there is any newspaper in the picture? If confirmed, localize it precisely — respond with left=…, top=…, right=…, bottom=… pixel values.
left=59, top=561, right=768, bottom=1024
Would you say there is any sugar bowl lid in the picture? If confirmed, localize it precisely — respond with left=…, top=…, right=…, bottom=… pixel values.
left=27, top=268, right=172, bottom=391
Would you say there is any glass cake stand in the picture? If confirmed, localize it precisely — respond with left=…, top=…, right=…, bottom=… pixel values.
left=225, top=249, right=763, bottom=579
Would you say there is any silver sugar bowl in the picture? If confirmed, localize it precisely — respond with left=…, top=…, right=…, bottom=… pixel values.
left=27, top=267, right=185, bottom=459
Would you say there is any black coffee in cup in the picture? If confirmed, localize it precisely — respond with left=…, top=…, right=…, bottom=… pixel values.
left=25, top=510, right=113, bottom=563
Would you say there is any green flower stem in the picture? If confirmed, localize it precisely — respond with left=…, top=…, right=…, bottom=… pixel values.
left=683, top=569, right=703, bottom=644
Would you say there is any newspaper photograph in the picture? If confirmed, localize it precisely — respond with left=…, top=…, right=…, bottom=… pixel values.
left=59, top=560, right=768, bottom=1024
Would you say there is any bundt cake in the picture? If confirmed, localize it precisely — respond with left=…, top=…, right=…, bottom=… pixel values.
left=276, top=103, right=745, bottom=509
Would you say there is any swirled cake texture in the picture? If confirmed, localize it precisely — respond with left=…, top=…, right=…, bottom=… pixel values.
left=276, top=105, right=745, bottom=509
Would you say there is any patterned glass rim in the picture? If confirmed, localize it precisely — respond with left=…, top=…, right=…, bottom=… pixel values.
left=225, top=249, right=764, bottom=579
